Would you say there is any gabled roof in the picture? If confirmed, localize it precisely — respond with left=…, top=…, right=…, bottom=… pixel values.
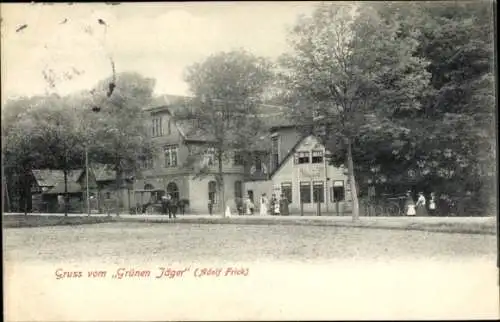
left=145, top=94, right=193, bottom=114
left=175, top=119, right=216, bottom=142
left=92, top=163, right=116, bottom=182
left=32, top=169, right=84, bottom=187
left=144, top=94, right=297, bottom=143
left=268, top=135, right=309, bottom=178
left=45, top=181, right=82, bottom=194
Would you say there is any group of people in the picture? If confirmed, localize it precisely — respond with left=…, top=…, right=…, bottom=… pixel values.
left=404, top=191, right=437, bottom=216
left=242, top=193, right=290, bottom=216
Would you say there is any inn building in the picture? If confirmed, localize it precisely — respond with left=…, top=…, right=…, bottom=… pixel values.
left=128, top=95, right=352, bottom=215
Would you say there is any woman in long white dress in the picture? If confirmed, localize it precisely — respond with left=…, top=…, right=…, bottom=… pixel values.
left=259, top=193, right=268, bottom=216
left=405, top=191, right=416, bottom=216
left=245, top=196, right=254, bottom=215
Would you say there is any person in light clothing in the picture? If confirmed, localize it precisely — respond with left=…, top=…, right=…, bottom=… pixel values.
left=225, top=205, right=232, bottom=217
left=405, top=191, right=416, bottom=216
left=245, top=196, right=254, bottom=215
left=259, top=193, right=268, bottom=216
left=273, top=194, right=281, bottom=216
left=428, top=192, right=437, bottom=216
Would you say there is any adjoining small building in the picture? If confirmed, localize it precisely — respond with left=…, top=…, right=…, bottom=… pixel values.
left=30, top=169, right=97, bottom=213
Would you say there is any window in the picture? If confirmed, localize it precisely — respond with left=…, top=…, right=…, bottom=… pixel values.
left=312, top=150, right=324, bottom=163
left=141, top=156, right=154, bottom=169
left=271, top=135, right=280, bottom=169
left=331, top=180, right=345, bottom=202
left=300, top=182, right=311, bottom=204
left=295, top=151, right=310, bottom=164
left=164, top=145, right=178, bottom=168
left=234, top=181, right=242, bottom=199
left=152, top=117, right=163, bottom=137
left=313, top=181, right=325, bottom=203
left=204, top=147, right=216, bottom=166
left=105, top=192, right=111, bottom=199
left=208, top=181, right=217, bottom=203
left=233, top=152, right=244, bottom=166
left=140, top=149, right=154, bottom=169
left=254, top=154, right=262, bottom=172
left=281, top=182, right=292, bottom=203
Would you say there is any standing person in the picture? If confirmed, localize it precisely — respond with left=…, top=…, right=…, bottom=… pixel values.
left=169, top=195, right=178, bottom=219
left=270, top=194, right=277, bottom=215
left=245, top=195, right=254, bottom=215
left=280, top=193, right=290, bottom=216
left=274, top=194, right=281, bottom=216
left=57, top=194, right=65, bottom=213
left=164, top=193, right=172, bottom=218
left=405, top=191, right=416, bottom=216
left=259, top=193, right=268, bottom=216
left=428, top=192, right=437, bottom=216
left=161, top=195, right=168, bottom=216
left=416, top=192, right=428, bottom=216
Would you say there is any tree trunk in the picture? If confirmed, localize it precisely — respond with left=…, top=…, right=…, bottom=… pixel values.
left=23, top=167, right=30, bottom=216
left=217, top=150, right=225, bottom=216
left=346, top=137, right=360, bottom=221
left=63, top=169, right=69, bottom=216
left=115, top=167, right=122, bottom=216
left=4, top=169, right=12, bottom=213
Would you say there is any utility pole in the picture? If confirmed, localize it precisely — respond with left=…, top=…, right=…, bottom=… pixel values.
left=86, top=146, right=90, bottom=216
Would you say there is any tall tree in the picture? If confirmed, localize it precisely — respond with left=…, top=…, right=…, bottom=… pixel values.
left=2, top=96, right=51, bottom=214
left=279, top=3, right=431, bottom=220
left=86, top=72, right=156, bottom=214
left=181, top=50, right=273, bottom=215
left=359, top=1, right=497, bottom=214
left=2, top=94, right=88, bottom=215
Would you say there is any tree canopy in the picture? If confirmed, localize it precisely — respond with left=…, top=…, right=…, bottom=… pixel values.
left=181, top=49, right=273, bottom=214
left=278, top=2, right=432, bottom=219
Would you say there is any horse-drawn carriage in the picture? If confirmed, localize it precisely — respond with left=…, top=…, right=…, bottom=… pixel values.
left=133, top=188, right=165, bottom=214
left=363, top=192, right=408, bottom=216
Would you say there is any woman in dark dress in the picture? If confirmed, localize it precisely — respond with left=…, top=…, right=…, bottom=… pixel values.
left=169, top=196, right=178, bottom=219
left=280, top=193, right=290, bottom=216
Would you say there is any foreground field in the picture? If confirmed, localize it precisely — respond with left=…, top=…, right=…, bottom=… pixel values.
left=3, top=222, right=496, bottom=264
left=3, top=213, right=497, bottom=235
left=4, top=223, right=498, bottom=321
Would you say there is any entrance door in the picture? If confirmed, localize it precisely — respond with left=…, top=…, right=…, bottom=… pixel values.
left=247, top=190, right=254, bottom=204
left=167, top=182, right=179, bottom=200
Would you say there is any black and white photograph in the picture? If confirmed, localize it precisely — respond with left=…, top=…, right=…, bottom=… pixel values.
left=1, top=1, right=498, bottom=320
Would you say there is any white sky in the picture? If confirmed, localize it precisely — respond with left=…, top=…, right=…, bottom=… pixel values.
left=1, top=2, right=318, bottom=104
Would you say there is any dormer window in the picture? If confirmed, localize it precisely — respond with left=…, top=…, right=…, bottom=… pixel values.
left=152, top=117, right=163, bottom=137
left=203, top=147, right=216, bottom=166
left=312, top=150, right=324, bottom=163
left=294, top=151, right=310, bottom=164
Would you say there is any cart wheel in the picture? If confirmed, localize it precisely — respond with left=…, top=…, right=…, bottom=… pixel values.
left=374, top=205, right=384, bottom=216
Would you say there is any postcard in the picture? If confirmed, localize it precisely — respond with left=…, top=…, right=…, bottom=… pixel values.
left=2, top=2, right=498, bottom=321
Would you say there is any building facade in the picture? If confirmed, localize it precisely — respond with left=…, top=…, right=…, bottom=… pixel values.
left=130, top=95, right=352, bottom=215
